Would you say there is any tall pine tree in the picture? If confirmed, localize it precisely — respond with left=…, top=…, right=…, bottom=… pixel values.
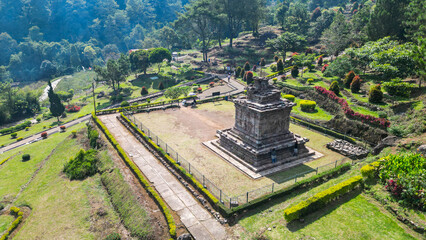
left=48, top=81, right=65, bottom=123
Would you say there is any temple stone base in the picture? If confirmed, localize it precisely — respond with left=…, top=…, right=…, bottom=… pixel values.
left=203, top=139, right=323, bottom=179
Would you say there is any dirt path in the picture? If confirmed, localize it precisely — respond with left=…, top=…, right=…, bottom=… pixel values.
left=100, top=114, right=227, bottom=240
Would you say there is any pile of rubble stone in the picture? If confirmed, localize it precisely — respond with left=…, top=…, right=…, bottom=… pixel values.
left=326, top=139, right=369, bottom=159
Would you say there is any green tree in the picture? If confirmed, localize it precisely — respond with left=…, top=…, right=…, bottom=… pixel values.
left=175, top=0, right=215, bottom=62
left=293, top=54, right=315, bottom=77
left=164, top=87, right=184, bottom=99
left=148, top=48, right=171, bottom=73
left=344, top=71, right=355, bottom=88
left=70, top=44, right=81, bottom=69
left=219, top=0, right=248, bottom=48
left=329, top=81, right=340, bottom=95
left=48, top=80, right=65, bottom=123
left=350, top=75, right=362, bottom=93
left=411, top=37, right=426, bottom=87
left=321, top=13, right=350, bottom=58
left=266, top=32, right=306, bottom=59
left=367, top=0, right=410, bottom=41
left=141, top=86, right=148, bottom=95
left=276, top=0, right=289, bottom=28
left=94, top=54, right=129, bottom=93
left=277, top=59, right=284, bottom=72
left=404, top=0, right=426, bottom=41
left=130, top=50, right=150, bottom=76
left=369, top=84, right=383, bottom=103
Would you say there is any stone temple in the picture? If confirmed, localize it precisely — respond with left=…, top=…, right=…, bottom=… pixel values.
left=213, top=77, right=315, bottom=175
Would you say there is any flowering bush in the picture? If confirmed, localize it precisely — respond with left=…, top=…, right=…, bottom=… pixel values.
left=344, top=71, right=355, bottom=88
left=291, top=52, right=299, bottom=56
left=197, top=87, right=202, bottom=92
left=317, top=55, right=323, bottom=66
left=209, top=82, right=215, bottom=87
left=321, top=64, right=329, bottom=73
left=314, top=86, right=390, bottom=128
left=379, top=153, right=425, bottom=210
left=65, top=105, right=81, bottom=112
left=41, top=132, right=48, bottom=138
left=245, top=71, right=254, bottom=84
left=60, top=125, right=66, bottom=131
left=350, top=75, right=362, bottom=93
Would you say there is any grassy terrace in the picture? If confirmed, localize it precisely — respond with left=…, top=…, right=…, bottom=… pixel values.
left=0, top=123, right=123, bottom=239
left=135, top=101, right=345, bottom=196
left=0, top=214, right=14, bottom=234
left=234, top=166, right=420, bottom=239
left=291, top=98, right=333, bottom=121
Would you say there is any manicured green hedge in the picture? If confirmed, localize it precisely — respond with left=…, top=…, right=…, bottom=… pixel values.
left=0, top=207, right=24, bottom=240
left=299, top=100, right=316, bottom=112
left=0, top=121, right=31, bottom=135
left=290, top=116, right=357, bottom=144
left=92, top=113, right=176, bottom=239
left=360, top=161, right=380, bottom=179
left=284, top=175, right=363, bottom=222
left=0, top=157, right=11, bottom=166
left=229, top=163, right=351, bottom=215
left=282, top=94, right=295, bottom=102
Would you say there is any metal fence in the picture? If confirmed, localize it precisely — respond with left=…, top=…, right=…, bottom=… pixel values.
left=122, top=109, right=355, bottom=209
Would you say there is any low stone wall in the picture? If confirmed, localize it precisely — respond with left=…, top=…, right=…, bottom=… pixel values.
left=326, top=139, right=369, bottom=159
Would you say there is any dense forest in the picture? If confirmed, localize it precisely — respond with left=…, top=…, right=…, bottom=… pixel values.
left=0, top=0, right=425, bottom=125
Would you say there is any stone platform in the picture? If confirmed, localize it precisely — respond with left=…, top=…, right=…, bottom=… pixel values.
left=203, top=139, right=323, bottom=179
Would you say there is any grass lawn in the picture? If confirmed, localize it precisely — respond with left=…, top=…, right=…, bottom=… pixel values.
left=292, top=98, right=333, bottom=121
left=0, top=123, right=123, bottom=239
left=234, top=168, right=419, bottom=240
left=0, top=214, right=14, bottom=234
left=135, top=101, right=345, bottom=196
left=0, top=123, right=86, bottom=200
left=55, top=71, right=97, bottom=94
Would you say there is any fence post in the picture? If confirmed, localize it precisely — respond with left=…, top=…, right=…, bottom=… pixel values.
left=230, top=198, right=232, bottom=208
left=156, top=136, right=158, bottom=145
left=220, top=190, right=222, bottom=203
left=177, top=153, right=180, bottom=165
left=316, top=167, right=318, bottom=174
left=246, top=192, right=249, bottom=203
left=166, top=144, right=168, bottom=154
left=189, top=163, right=191, bottom=174
left=203, top=175, right=206, bottom=188
left=295, top=175, right=297, bottom=183
left=272, top=183, right=274, bottom=193
left=335, top=160, right=337, bottom=168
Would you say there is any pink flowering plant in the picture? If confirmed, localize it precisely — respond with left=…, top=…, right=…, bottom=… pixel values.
left=314, top=86, right=390, bottom=128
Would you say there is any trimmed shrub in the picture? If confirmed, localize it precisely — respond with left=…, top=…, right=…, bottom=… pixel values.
left=240, top=69, right=245, bottom=78
left=291, top=66, right=299, bottom=78
left=272, top=78, right=278, bottom=84
left=71, top=130, right=77, bottom=138
left=16, top=137, right=23, bottom=141
left=25, top=127, right=29, bottom=131
left=282, top=94, right=295, bottom=102
left=277, top=59, right=284, bottom=72
left=350, top=75, right=362, bottom=93
left=60, top=125, right=66, bottom=131
left=284, top=176, right=363, bottom=222
left=121, top=101, right=130, bottom=107
left=377, top=111, right=387, bottom=119
left=382, top=78, right=415, bottom=98
left=65, top=105, right=81, bottom=112
left=307, top=78, right=314, bottom=85
left=63, top=149, right=98, bottom=180
left=344, top=71, right=355, bottom=88
left=321, top=63, right=329, bottom=73
left=87, top=125, right=99, bottom=149
left=245, top=71, right=254, bottom=84
left=236, top=66, right=242, bottom=77
left=158, top=81, right=164, bottom=90
left=361, top=162, right=380, bottom=179
left=329, top=81, right=340, bottom=95
left=317, top=55, right=323, bottom=66
left=11, top=133, right=17, bottom=138
left=300, top=100, right=316, bottom=112
left=369, top=84, right=383, bottom=103
left=260, top=58, right=266, bottom=66
left=274, top=55, right=279, bottom=62
left=270, top=64, right=277, bottom=72
left=141, top=86, right=148, bottom=95
left=36, top=117, right=41, bottom=123
left=22, top=154, right=30, bottom=161
left=252, top=65, right=257, bottom=71
left=104, top=233, right=121, bottom=240
left=244, top=61, right=250, bottom=71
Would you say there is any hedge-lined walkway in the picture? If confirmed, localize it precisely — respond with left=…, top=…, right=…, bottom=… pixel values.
left=99, top=114, right=227, bottom=240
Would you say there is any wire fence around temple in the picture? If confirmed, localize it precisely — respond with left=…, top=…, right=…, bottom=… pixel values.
left=123, top=109, right=354, bottom=209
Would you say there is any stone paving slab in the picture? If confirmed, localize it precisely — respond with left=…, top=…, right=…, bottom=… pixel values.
left=99, top=114, right=226, bottom=240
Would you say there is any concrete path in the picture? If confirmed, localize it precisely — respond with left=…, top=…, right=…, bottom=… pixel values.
left=0, top=115, right=90, bottom=154
left=99, top=114, right=227, bottom=240
left=198, top=76, right=246, bottom=100
left=39, top=77, right=65, bottom=102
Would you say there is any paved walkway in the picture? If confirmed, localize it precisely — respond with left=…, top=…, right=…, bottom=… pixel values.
left=0, top=115, right=90, bottom=154
left=100, top=114, right=227, bottom=240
